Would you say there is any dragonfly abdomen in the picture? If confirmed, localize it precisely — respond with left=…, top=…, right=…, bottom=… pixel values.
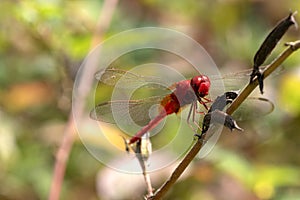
left=128, top=111, right=167, bottom=144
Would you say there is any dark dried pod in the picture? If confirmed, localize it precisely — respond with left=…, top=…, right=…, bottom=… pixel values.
left=253, top=12, right=297, bottom=69
left=201, top=110, right=243, bottom=137
left=251, top=12, right=297, bottom=93
left=208, top=91, right=238, bottom=113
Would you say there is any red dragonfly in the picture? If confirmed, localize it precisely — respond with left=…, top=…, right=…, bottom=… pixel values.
left=90, top=68, right=273, bottom=146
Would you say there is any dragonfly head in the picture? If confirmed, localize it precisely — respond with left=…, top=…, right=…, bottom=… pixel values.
left=190, top=75, right=210, bottom=98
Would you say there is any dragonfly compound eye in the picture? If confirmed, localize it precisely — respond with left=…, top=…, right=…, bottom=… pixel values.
left=190, top=75, right=210, bottom=97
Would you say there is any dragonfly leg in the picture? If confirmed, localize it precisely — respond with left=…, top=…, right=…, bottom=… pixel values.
left=192, top=100, right=205, bottom=115
left=187, top=102, right=197, bottom=131
left=186, top=102, right=203, bottom=133
left=195, top=104, right=205, bottom=115
left=200, top=97, right=212, bottom=110
left=186, top=101, right=194, bottom=124
left=198, top=96, right=212, bottom=110
left=202, top=97, right=212, bottom=103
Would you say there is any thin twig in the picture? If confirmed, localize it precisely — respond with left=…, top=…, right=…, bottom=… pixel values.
left=227, top=40, right=300, bottom=115
left=48, top=1, right=118, bottom=200
left=148, top=41, right=300, bottom=200
left=134, top=134, right=154, bottom=197
left=148, top=139, right=203, bottom=200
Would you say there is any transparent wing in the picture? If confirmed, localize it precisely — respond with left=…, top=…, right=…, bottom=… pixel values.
left=232, top=97, right=274, bottom=121
left=90, top=96, right=164, bottom=126
left=210, top=66, right=283, bottom=90
left=95, top=67, right=283, bottom=90
left=192, top=96, right=274, bottom=127
left=95, top=68, right=169, bottom=89
left=91, top=95, right=274, bottom=126
left=93, top=67, right=276, bottom=127
left=96, top=68, right=253, bottom=89
left=198, top=96, right=274, bottom=159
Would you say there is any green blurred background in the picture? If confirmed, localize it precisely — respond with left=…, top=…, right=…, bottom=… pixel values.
left=1, top=1, right=300, bottom=200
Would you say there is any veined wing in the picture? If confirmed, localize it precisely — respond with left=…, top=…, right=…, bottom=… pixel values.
left=232, top=97, right=274, bottom=121
left=91, top=95, right=274, bottom=127
left=188, top=96, right=274, bottom=128
left=95, top=67, right=283, bottom=91
left=211, top=66, right=283, bottom=90
left=96, top=68, right=254, bottom=89
left=95, top=67, right=284, bottom=89
left=198, top=96, right=274, bottom=159
left=95, top=68, right=169, bottom=89
left=90, top=96, right=164, bottom=127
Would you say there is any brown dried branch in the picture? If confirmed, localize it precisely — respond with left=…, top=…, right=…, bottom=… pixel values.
left=48, top=1, right=119, bottom=200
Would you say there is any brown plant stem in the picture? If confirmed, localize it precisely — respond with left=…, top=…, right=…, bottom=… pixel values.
left=227, top=40, right=300, bottom=115
left=148, top=40, right=300, bottom=200
left=48, top=1, right=118, bottom=200
left=148, top=139, right=204, bottom=200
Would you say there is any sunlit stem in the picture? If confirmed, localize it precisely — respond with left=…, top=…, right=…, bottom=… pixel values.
left=226, top=40, right=300, bottom=115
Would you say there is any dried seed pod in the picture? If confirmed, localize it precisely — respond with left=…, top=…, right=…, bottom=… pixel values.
left=208, top=91, right=238, bottom=113
left=250, top=12, right=297, bottom=93
left=198, top=91, right=242, bottom=138
left=201, top=110, right=243, bottom=136
left=253, top=12, right=297, bottom=68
